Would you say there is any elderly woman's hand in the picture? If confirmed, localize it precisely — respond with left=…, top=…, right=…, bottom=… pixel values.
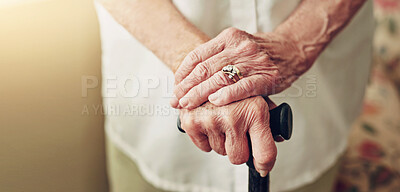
left=180, top=96, right=278, bottom=176
left=171, top=27, right=311, bottom=109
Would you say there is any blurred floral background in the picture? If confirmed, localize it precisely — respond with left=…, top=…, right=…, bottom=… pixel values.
left=335, top=0, right=400, bottom=191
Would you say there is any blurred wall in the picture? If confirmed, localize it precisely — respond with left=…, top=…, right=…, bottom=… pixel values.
left=0, top=0, right=108, bottom=191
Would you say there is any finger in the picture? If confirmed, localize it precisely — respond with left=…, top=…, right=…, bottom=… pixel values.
left=174, top=51, right=230, bottom=102
left=181, top=113, right=212, bottom=152
left=174, top=36, right=226, bottom=85
left=225, top=132, right=249, bottom=165
left=208, top=133, right=226, bottom=155
left=248, top=118, right=277, bottom=177
left=253, top=98, right=283, bottom=142
left=208, top=75, right=264, bottom=106
left=187, top=133, right=212, bottom=152
left=169, top=97, right=180, bottom=109
left=179, top=71, right=233, bottom=109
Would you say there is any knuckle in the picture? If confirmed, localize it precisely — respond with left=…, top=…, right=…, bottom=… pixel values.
left=175, top=65, right=193, bottom=84
left=188, top=86, right=203, bottom=99
left=201, top=59, right=214, bottom=74
left=223, top=27, right=245, bottom=40
left=193, top=63, right=210, bottom=80
left=255, top=104, right=268, bottom=119
left=249, top=99, right=268, bottom=119
left=188, top=49, right=201, bottom=63
left=222, top=116, right=237, bottom=133
left=174, top=74, right=183, bottom=84
left=258, top=148, right=277, bottom=165
left=230, top=154, right=248, bottom=165
left=231, top=123, right=244, bottom=137
left=193, top=135, right=208, bottom=145
left=228, top=138, right=249, bottom=164
left=174, top=85, right=186, bottom=98
left=223, top=27, right=239, bottom=35
left=257, top=54, right=270, bottom=65
left=213, top=72, right=231, bottom=87
left=238, top=40, right=258, bottom=55
left=182, top=116, right=196, bottom=133
left=189, top=135, right=211, bottom=152
left=214, top=148, right=226, bottom=155
left=229, top=126, right=241, bottom=138
left=200, top=146, right=212, bottom=153
left=270, top=70, right=281, bottom=84
left=212, top=134, right=226, bottom=155
left=222, top=88, right=235, bottom=102
left=239, top=80, right=255, bottom=93
left=214, top=112, right=227, bottom=127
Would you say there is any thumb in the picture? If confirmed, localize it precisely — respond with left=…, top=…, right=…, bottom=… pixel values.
left=248, top=119, right=277, bottom=177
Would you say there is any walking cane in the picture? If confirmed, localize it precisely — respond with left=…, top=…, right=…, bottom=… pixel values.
left=177, top=102, right=293, bottom=192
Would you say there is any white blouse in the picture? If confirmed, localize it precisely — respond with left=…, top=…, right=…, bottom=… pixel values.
left=94, top=0, right=374, bottom=191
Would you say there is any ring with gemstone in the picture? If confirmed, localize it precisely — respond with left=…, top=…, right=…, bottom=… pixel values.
left=222, top=65, right=242, bottom=82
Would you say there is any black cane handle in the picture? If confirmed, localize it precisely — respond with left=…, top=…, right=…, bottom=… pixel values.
left=176, top=102, right=293, bottom=192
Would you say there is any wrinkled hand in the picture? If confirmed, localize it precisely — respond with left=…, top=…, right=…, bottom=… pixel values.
left=171, top=27, right=309, bottom=109
left=179, top=96, right=278, bottom=176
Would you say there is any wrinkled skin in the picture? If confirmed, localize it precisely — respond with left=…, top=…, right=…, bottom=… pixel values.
left=102, top=0, right=367, bottom=179
left=180, top=96, right=278, bottom=176
left=171, top=27, right=309, bottom=109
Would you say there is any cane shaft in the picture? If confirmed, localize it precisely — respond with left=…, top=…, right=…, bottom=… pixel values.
left=248, top=169, right=270, bottom=192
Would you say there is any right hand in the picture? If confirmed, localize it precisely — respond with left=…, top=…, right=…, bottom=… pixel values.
left=179, top=96, right=278, bottom=176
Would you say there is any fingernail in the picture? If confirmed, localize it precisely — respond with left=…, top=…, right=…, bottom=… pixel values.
left=170, top=97, right=179, bottom=108
left=259, top=170, right=268, bottom=177
left=208, top=93, right=218, bottom=102
left=179, top=97, right=189, bottom=108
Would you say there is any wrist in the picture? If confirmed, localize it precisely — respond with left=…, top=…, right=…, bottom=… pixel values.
left=265, top=30, right=310, bottom=79
left=273, top=27, right=318, bottom=76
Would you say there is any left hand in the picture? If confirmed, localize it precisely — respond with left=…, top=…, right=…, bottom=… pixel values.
left=171, top=27, right=310, bottom=109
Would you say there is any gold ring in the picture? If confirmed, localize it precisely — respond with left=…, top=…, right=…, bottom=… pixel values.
left=222, top=65, right=242, bottom=82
